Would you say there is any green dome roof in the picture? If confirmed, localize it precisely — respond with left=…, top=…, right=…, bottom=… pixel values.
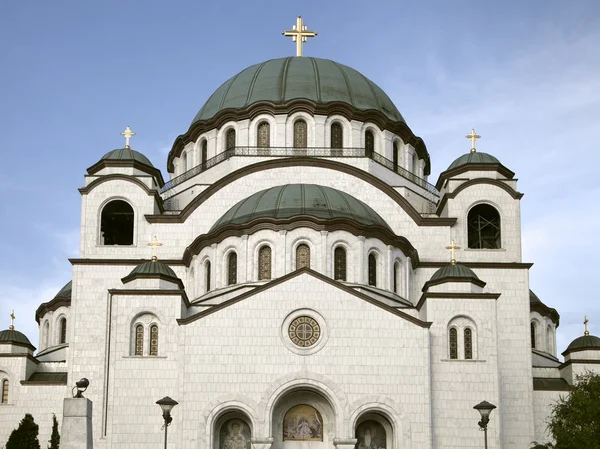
left=0, top=329, right=35, bottom=350
left=54, top=281, right=72, bottom=299
left=126, top=260, right=178, bottom=279
left=565, top=335, right=600, bottom=353
left=101, top=148, right=154, bottom=167
left=448, top=152, right=501, bottom=170
left=430, top=263, right=480, bottom=282
left=210, top=184, right=391, bottom=231
left=193, top=57, right=405, bottom=124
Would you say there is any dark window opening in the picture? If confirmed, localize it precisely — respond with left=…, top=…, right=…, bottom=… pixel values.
left=135, top=325, right=144, bottom=356
left=365, top=130, right=375, bottom=156
left=449, top=328, right=458, bottom=359
left=100, top=200, right=134, bottom=245
left=257, top=122, right=270, bottom=148
left=531, top=322, right=536, bottom=349
left=334, top=247, right=346, bottom=281
left=205, top=261, right=211, bottom=292
left=331, top=123, right=343, bottom=152
left=294, top=120, right=308, bottom=148
left=150, top=325, right=158, bottom=356
left=368, top=253, right=377, bottom=286
left=201, top=140, right=208, bottom=167
left=468, top=204, right=501, bottom=249
left=226, top=129, right=236, bottom=151
left=393, top=142, right=399, bottom=171
left=296, top=244, right=310, bottom=269
left=228, top=252, right=238, bottom=285
left=259, top=246, right=272, bottom=280
left=464, top=328, right=473, bottom=359
left=59, top=318, right=67, bottom=344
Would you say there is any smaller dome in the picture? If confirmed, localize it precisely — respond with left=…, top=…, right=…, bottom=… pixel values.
left=565, top=335, right=600, bottom=353
left=0, top=329, right=35, bottom=350
left=100, top=148, right=154, bottom=167
left=430, top=263, right=480, bottom=282
left=127, top=260, right=178, bottom=279
left=54, top=281, right=72, bottom=299
left=448, top=152, right=501, bottom=170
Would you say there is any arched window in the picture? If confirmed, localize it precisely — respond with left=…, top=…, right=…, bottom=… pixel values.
left=228, top=252, right=238, bottom=285
left=331, top=122, right=343, bottom=150
left=464, top=328, right=473, bottom=359
left=334, top=247, right=347, bottom=281
left=531, top=322, right=537, bottom=349
left=294, top=119, right=307, bottom=148
left=547, top=325, right=554, bottom=354
left=393, top=261, right=401, bottom=294
left=412, top=153, right=418, bottom=174
left=296, top=244, right=310, bottom=269
left=1, top=379, right=8, bottom=404
left=393, top=142, right=399, bottom=171
left=449, top=328, right=458, bottom=359
left=182, top=152, right=188, bottom=172
left=149, top=325, right=158, bottom=356
left=100, top=200, right=134, bottom=245
left=258, top=246, right=272, bottom=280
left=226, top=129, right=236, bottom=151
left=257, top=122, right=270, bottom=148
left=201, top=140, right=208, bottom=167
left=135, top=324, right=144, bottom=356
left=205, top=261, right=211, bottom=292
left=59, top=318, right=67, bottom=344
left=43, top=321, right=49, bottom=349
left=368, top=253, right=377, bottom=287
left=468, top=204, right=501, bottom=249
left=365, top=130, right=375, bottom=156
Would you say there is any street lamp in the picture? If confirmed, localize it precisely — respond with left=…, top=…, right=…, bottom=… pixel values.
left=473, top=400, right=496, bottom=449
left=156, top=396, right=178, bottom=449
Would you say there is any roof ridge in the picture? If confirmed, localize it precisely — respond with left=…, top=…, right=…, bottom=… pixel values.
left=280, top=57, right=292, bottom=101
left=310, top=57, right=322, bottom=102
left=245, top=60, right=269, bottom=107
left=332, top=61, right=356, bottom=107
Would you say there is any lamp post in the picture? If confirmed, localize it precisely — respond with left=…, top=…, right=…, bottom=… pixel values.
left=473, top=400, right=496, bottom=449
left=156, top=396, right=178, bottom=449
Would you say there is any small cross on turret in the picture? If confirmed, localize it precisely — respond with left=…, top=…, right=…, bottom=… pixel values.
left=147, top=236, right=163, bottom=262
left=120, top=126, right=136, bottom=149
left=584, top=315, right=590, bottom=336
left=445, top=240, right=461, bottom=265
left=465, top=129, right=481, bottom=153
left=9, top=310, right=15, bottom=330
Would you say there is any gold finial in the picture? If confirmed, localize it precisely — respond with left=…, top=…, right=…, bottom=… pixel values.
left=120, top=126, right=136, bottom=149
left=147, top=236, right=163, bottom=262
left=445, top=240, right=461, bottom=265
left=584, top=315, right=590, bottom=336
left=282, top=15, right=317, bottom=57
left=9, top=310, right=15, bottom=330
left=465, top=129, right=481, bottom=153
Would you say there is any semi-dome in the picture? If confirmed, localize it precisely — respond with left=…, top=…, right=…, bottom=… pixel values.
left=100, top=148, right=154, bottom=167
left=448, top=152, right=501, bottom=170
left=210, top=184, right=392, bottom=232
left=193, top=57, right=405, bottom=124
left=0, top=329, right=35, bottom=350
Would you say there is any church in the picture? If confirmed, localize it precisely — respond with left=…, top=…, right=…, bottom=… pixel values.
left=1, top=16, right=599, bottom=449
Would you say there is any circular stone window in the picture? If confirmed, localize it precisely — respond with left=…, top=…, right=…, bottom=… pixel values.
left=288, top=316, right=321, bottom=347
left=282, top=309, right=328, bottom=355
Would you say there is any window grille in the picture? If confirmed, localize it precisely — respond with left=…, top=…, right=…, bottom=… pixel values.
left=334, top=247, right=346, bottom=281
left=228, top=252, right=238, bottom=285
left=1, top=380, right=7, bottom=404
left=468, top=204, right=501, bottom=249
left=296, top=244, right=310, bottom=269
left=258, top=246, right=272, bottom=280
left=449, top=328, right=458, bottom=359
left=464, top=328, right=473, bottom=359
left=257, top=122, right=270, bottom=148
left=135, top=325, right=144, bottom=356
left=226, top=129, right=236, bottom=151
left=205, top=261, right=211, bottom=292
left=368, top=253, right=377, bottom=286
left=59, top=318, right=67, bottom=344
left=294, top=120, right=308, bottom=148
left=201, top=140, right=208, bottom=166
left=150, top=325, right=158, bottom=356
left=365, top=130, right=374, bottom=155
left=331, top=123, right=343, bottom=149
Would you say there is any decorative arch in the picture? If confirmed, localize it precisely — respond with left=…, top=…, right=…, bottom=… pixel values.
left=286, top=112, right=314, bottom=148
left=204, top=396, right=259, bottom=449
left=100, top=199, right=135, bottom=245
left=367, top=250, right=380, bottom=287
left=531, top=319, right=539, bottom=349
left=333, top=245, right=347, bottom=281
left=447, top=315, right=478, bottom=360
left=296, top=243, right=311, bottom=270
left=258, top=245, right=272, bottom=281
left=128, top=311, right=161, bottom=356
left=58, top=316, right=67, bottom=345
left=467, top=203, right=501, bottom=249
left=1, top=374, right=8, bottom=404
left=293, top=118, right=308, bottom=149
left=349, top=398, right=409, bottom=449
left=256, top=120, right=271, bottom=149
left=324, top=115, right=350, bottom=150
left=365, top=128, right=375, bottom=155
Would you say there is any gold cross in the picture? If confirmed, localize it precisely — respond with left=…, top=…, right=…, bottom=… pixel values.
left=282, top=16, right=317, bottom=57
left=445, top=240, right=461, bottom=265
left=9, top=310, right=15, bottom=330
left=465, top=129, right=481, bottom=153
left=120, top=126, right=136, bottom=149
left=584, top=315, right=589, bottom=336
left=147, top=236, right=163, bottom=262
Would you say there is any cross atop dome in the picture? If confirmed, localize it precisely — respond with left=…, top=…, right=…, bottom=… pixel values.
left=9, top=310, right=15, bottom=330
left=585, top=315, right=590, bottom=336
left=121, top=126, right=136, bottom=149
left=282, top=16, right=317, bottom=56
left=466, top=129, right=481, bottom=153
left=148, top=236, right=163, bottom=262
left=446, top=240, right=461, bottom=265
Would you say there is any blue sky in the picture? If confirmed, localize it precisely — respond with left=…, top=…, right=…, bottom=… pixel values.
left=0, top=0, right=598, bottom=355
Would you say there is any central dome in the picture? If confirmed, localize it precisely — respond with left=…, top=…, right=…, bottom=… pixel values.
left=193, top=57, right=405, bottom=124
left=210, top=184, right=391, bottom=231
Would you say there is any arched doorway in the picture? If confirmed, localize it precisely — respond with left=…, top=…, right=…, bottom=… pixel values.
left=271, top=389, right=335, bottom=449
left=213, top=411, right=252, bottom=449
left=354, top=413, right=393, bottom=449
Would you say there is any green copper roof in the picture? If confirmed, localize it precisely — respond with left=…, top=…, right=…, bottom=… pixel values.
left=101, top=148, right=154, bottom=167
left=0, top=329, right=35, bottom=350
left=211, top=184, right=391, bottom=231
left=448, top=152, right=501, bottom=170
left=54, top=281, right=72, bottom=299
left=193, top=57, right=405, bottom=124
left=430, top=263, right=480, bottom=282
left=127, top=260, right=178, bottom=279
left=565, top=335, right=600, bottom=353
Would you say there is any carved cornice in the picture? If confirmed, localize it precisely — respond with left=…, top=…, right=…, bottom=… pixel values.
left=35, top=297, right=71, bottom=324
left=435, top=163, right=515, bottom=191
left=436, top=178, right=524, bottom=214
left=86, top=159, right=165, bottom=186
left=168, top=99, right=431, bottom=175
left=147, top=158, right=456, bottom=227
left=416, top=292, right=500, bottom=311
left=108, top=288, right=190, bottom=308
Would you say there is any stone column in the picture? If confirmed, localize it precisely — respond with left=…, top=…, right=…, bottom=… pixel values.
left=61, top=397, right=93, bottom=449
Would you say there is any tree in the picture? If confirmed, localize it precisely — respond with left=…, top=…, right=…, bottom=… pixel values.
left=6, top=413, right=41, bottom=449
left=48, top=414, right=60, bottom=449
left=532, top=372, right=600, bottom=449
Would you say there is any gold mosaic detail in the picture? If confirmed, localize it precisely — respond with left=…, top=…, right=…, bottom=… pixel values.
left=288, top=316, right=321, bottom=347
